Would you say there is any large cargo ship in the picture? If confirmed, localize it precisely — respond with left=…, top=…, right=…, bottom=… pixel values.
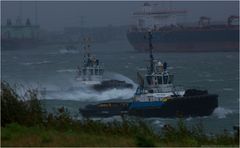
left=127, top=2, right=239, bottom=52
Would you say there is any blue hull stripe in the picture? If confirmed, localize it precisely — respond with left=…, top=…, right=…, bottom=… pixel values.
left=129, top=101, right=165, bottom=109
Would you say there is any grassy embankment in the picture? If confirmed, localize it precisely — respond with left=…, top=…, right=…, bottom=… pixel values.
left=1, top=81, right=239, bottom=147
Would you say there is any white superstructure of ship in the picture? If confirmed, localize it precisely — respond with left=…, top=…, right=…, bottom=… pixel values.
left=76, top=37, right=104, bottom=85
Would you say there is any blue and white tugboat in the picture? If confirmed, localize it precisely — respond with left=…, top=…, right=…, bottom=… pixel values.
left=76, top=37, right=133, bottom=91
left=79, top=32, right=218, bottom=118
left=128, top=31, right=218, bottom=117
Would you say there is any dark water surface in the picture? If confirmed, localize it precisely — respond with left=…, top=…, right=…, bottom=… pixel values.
left=1, top=39, right=239, bottom=134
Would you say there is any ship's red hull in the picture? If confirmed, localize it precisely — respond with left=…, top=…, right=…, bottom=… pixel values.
left=130, top=41, right=239, bottom=52
left=127, top=26, right=239, bottom=52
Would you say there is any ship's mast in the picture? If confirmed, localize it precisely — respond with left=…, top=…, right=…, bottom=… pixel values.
left=147, top=31, right=154, bottom=74
left=82, top=37, right=92, bottom=66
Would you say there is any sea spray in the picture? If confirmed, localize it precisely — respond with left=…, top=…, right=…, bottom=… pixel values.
left=213, top=107, right=233, bottom=119
left=40, top=72, right=137, bottom=101
left=104, top=72, right=138, bottom=89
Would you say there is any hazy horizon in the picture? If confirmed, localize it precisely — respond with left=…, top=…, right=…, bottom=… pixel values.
left=1, top=1, right=239, bottom=31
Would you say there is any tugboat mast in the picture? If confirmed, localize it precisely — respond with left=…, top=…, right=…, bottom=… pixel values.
left=147, top=31, right=154, bottom=74
left=82, top=37, right=92, bottom=67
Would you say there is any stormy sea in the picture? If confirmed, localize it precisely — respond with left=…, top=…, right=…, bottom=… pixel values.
left=1, top=39, right=239, bottom=134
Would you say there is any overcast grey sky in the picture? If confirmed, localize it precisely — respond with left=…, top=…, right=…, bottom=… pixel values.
left=1, top=1, right=239, bottom=31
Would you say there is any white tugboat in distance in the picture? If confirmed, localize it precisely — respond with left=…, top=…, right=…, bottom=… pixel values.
left=76, top=37, right=104, bottom=85
left=76, top=37, right=133, bottom=91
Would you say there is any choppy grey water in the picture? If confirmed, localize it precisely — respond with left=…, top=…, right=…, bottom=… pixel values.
left=1, top=39, right=239, bottom=134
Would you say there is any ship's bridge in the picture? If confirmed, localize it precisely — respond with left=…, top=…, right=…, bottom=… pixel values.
left=144, top=60, right=174, bottom=93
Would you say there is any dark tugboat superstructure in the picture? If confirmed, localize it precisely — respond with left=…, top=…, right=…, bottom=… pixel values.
left=79, top=32, right=218, bottom=118
left=128, top=32, right=218, bottom=117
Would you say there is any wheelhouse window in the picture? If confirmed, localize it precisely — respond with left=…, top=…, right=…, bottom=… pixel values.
left=169, top=75, right=174, bottom=84
left=135, top=87, right=142, bottom=95
left=163, top=75, right=168, bottom=84
left=146, top=76, right=152, bottom=85
left=148, top=89, right=154, bottom=93
left=157, top=76, right=162, bottom=84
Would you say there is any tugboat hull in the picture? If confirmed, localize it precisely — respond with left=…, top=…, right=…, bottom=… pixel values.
left=128, top=94, right=218, bottom=118
left=79, top=102, right=129, bottom=118
left=79, top=94, right=218, bottom=118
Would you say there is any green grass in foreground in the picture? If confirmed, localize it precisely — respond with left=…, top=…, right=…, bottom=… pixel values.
left=1, top=123, right=135, bottom=147
left=1, top=81, right=239, bottom=147
left=1, top=119, right=239, bottom=147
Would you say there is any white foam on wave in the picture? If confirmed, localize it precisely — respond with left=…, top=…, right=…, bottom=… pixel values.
left=44, top=86, right=135, bottom=101
left=13, top=81, right=47, bottom=100
left=186, top=117, right=193, bottom=121
left=152, top=120, right=165, bottom=127
left=42, top=72, right=137, bottom=101
left=21, top=60, right=51, bottom=66
left=104, top=72, right=138, bottom=88
left=56, top=69, right=77, bottom=73
left=59, top=49, right=79, bottom=54
left=13, top=72, right=137, bottom=101
left=213, top=107, right=233, bottom=119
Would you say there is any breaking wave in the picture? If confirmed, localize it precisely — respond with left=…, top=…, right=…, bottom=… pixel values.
left=213, top=107, right=233, bottom=119
left=42, top=72, right=137, bottom=101
left=151, top=120, right=165, bottom=128
left=44, top=87, right=135, bottom=101
left=13, top=71, right=137, bottom=101
left=104, top=72, right=137, bottom=88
